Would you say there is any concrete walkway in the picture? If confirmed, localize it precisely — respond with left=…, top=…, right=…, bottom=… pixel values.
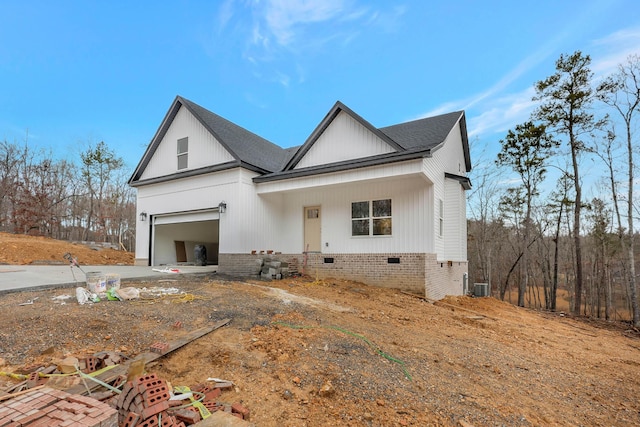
left=0, top=265, right=218, bottom=294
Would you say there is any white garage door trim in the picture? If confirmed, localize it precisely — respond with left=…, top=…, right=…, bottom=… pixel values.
left=153, top=209, right=219, bottom=225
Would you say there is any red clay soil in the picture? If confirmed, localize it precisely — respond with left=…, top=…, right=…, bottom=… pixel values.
left=0, top=233, right=639, bottom=426
left=0, top=232, right=134, bottom=265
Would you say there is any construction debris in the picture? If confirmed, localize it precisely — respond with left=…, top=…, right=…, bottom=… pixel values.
left=0, top=386, right=118, bottom=426
left=257, top=258, right=289, bottom=280
left=0, top=320, right=239, bottom=427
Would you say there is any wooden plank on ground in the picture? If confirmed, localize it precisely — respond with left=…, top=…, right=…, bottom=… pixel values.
left=65, top=318, right=231, bottom=395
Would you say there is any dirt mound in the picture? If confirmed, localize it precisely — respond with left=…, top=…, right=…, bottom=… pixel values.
left=0, top=232, right=133, bottom=265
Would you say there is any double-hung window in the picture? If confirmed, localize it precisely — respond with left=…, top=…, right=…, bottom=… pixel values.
left=177, top=137, right=188, bottom=170
left=351, top=199, right=392, bottom=236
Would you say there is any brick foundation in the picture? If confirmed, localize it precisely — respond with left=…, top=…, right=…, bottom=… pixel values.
left=219, top=252, right=467, bottom=299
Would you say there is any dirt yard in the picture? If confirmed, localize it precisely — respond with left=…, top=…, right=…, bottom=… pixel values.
left=0, top=235, right=639, bottom=426
left=0, top=232, right=134, bottom=265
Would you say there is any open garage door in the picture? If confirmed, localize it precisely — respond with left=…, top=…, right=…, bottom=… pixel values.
left=151, top=210, right=219, bottom=266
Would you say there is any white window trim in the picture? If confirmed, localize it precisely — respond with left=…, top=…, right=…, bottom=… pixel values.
left=351, top=198, right=392, bottom=237
left=177, top=137, right=188, bottom=170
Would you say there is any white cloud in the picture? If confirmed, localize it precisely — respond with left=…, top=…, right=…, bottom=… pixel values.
left=263, top=0, right=348, bottom=47
left=420, top=25, right=640, bottom=142
left=217, top=0, right=235, bottom=33
left=590, top=27, right=640, bottom=75
left=466, top=88, right=537, bottom=138
left=214, top=0, right=405, bottom=89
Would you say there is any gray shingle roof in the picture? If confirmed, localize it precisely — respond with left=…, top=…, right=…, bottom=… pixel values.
left=179, top=97, right=288, bottom=172
left=380, top=111, right=464, bottom=151
left=129, top=96, right=470, bottom=186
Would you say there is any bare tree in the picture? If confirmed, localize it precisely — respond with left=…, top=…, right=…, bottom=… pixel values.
left=534, top=51, right=604, bottom=315
left=597, top=54, right=640, bottom=327
left=80, top=141, right=125, bottom=242
left=496, top=122, right=557, bottom=306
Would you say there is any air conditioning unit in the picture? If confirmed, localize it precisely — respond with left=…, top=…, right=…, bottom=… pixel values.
left=474, top=283, right=489, bottom=297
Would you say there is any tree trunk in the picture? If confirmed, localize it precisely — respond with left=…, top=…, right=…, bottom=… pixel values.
left=626, top=125, right=639, bottom=327
left=570, top=134, right=583, bottom=316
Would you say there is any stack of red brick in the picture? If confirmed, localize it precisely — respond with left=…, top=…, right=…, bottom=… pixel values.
left=0, top=387, right=117, bottom=427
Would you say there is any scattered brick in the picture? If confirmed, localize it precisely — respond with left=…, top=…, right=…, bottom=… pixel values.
left=121, top=411, right=140, bottom=427
left=231, top=402, right=250, bottom=420
left=172, top=408, right=201, bottom=424
left=26, top=371, right=40, bottom=388
left=204, top=388, right=222, bottom=401
left=140, top=401, right=170, bottom=420
left=149, top=342, right=170, bottom=354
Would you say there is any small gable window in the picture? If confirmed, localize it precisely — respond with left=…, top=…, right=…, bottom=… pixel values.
left=177, top=137, right=188, bottom=170
left=351, top=199, right=392, bottom=236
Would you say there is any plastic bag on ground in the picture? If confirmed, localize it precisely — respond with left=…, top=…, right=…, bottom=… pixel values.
left=76, top=287, right=91, bottom=305
left=116, top=287, right=140, bottom=300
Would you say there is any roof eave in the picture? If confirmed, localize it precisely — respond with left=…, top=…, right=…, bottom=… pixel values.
left=130, top=161, right=243, bottom=187
left=254, top=149, right=431, bottom=183
left=445, top=172, right=472, bottom=190
left=129, top=96, right=184, bottom=184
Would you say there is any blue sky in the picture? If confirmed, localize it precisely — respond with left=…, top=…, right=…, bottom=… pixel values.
left=1, top=0, right=639, bottom=176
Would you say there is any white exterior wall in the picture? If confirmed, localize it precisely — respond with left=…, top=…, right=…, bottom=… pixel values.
left=140, top=106, right=234, bottom=180
left=218, top=169, right=284, bottom=253
left=444, top=178, right=467, bottom=261
left=294, top=111, right=396, bottom=169
left=258, top=160, right=424, bottom=195
left=421, top=121, right=467, bottom=260
left=136, top=167, right=289, bottom=259
left=270, top=175, right=431, bottom=254
left=135, top=169, right=240, bottom=260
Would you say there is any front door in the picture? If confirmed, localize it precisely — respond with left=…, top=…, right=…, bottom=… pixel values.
left=304, top=206, right=321, bottom=252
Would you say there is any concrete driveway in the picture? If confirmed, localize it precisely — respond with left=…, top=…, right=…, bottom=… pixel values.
left=0, top=265, right=218, bottom=294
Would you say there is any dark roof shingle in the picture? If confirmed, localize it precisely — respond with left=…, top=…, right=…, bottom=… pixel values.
left=380, top=111, right=463, bottom=151
left=130, top=96, right=469, bottom=185
left=180, top=97, right=288, bottom=172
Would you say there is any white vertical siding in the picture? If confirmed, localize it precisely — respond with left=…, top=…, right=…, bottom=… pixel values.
left=422, top=121, right=468, bottom=260
left=444, top=178, right=466, bottom=260
left=258, top=160, right=424, bottom=194
left=295, top=111, right=396, bottom=169
left=134, top=169, right=241, bottom=260
left=275, top=177, right=431, bottom=254
left=140, top=106, right=235, bottom=180
left=218, top=169, right=285, bottom=253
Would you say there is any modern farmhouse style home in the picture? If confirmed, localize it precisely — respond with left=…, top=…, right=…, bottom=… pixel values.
left=129, top=96, right=471, bottom=299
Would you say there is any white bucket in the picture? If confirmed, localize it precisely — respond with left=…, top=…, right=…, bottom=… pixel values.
left=86, top=272, right=106, bottom=294
left=106, top=273, right=121, bottom=290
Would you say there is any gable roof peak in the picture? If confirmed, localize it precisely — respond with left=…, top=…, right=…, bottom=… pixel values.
left=283, top=100, right=404, bottom=170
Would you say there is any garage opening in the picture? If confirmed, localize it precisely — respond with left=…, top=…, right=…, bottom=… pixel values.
left=151, top=210, right=219, bottom=266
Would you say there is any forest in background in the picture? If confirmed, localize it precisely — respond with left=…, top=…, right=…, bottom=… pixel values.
left=468, top=51, right=640, bottom=325
left=0, top=139, right=135, bottom=251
